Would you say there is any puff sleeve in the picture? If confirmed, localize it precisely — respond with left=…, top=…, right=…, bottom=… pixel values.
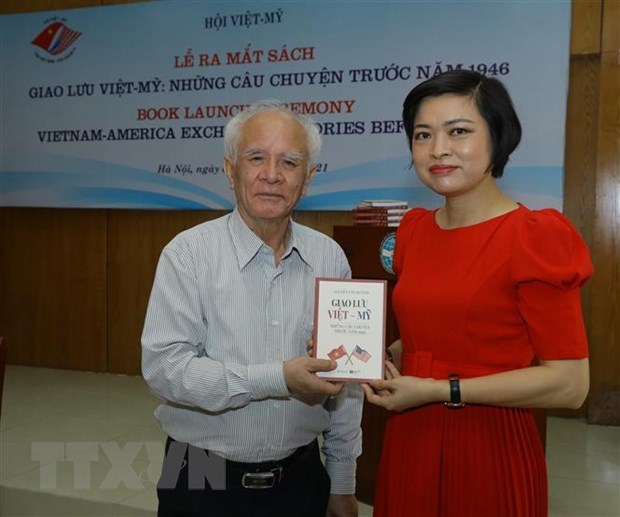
left=512, top=209, right=593, bottom=360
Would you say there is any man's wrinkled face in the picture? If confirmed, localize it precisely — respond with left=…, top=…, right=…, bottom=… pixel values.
left=224, top=110, right=315, bottom=227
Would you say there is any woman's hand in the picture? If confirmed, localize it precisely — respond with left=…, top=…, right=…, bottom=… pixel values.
left=362, top=365, right=440, bottom=412
left=373, top=340, right=403, bottom=397
left=386, top=339, right=403, bottom=371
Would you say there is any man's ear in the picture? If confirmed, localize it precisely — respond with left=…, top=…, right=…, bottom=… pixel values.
left=301, top=165, right=317, bottom=197
left=223, top=157, right=235, bottom=190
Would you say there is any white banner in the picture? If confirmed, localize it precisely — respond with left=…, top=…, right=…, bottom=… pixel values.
left=0, top=1, right=571, bottom=210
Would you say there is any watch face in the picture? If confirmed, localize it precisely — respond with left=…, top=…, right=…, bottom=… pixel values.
left=379, top=232, right=396, bottom=275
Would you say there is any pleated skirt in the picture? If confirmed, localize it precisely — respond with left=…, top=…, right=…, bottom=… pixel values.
left=373, top=404, right=547, bottom=517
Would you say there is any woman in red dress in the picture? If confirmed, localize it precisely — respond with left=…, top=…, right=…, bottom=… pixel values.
left=362, top=70, right=592, bottom=517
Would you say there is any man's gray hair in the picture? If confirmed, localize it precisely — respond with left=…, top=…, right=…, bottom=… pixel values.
left=223, top=99, right=322, bottom=168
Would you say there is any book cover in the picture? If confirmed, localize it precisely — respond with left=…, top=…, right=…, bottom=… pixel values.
left=313, top=278, right=386, bottom=381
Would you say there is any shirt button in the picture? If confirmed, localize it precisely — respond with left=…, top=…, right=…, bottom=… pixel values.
left=274, top=402, right=281, bottom=408
left=271, top=320, right=279, bottom=326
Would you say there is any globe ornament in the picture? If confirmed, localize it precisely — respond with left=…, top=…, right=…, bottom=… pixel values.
left=379, top=232, right=396, bottom=275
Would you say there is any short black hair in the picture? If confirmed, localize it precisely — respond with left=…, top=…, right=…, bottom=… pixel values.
left=402, top=70, right=522, bottom=178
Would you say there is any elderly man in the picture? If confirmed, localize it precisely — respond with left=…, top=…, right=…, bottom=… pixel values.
left=142, top=99, right=363, bottom=517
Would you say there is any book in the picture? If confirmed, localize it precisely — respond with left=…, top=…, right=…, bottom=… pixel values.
left=353, top=220, right=401, bottom=227
left=358, top=199, right=408, bottom=208
left=353, top=207, right=408, bottom=215
left=353, top=200, right=408, bottom=228
left=353, top=212, right=404, bottom=221
left=353, top=209, right=405, bottom=227
left=313, top=278, right=387, bottom=381
left=353, top=217, right=403, bottom=224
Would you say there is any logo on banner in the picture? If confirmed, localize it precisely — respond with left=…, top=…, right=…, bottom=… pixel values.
left=31, top=17, right=81, bottom=63
left=379, top=232, right=396, bottom=275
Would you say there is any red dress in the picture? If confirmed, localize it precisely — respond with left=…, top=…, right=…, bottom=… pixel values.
left=373, top=205, right=593, bottom=517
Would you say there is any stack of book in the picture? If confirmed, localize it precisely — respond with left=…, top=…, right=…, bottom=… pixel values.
left=353, top=199, right=409, bottom=227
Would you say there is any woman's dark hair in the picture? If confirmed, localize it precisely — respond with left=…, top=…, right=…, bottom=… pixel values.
left=402, top=70, right=522, bottom=178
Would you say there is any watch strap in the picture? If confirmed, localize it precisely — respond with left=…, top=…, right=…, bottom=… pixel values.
left=444, top=373, right=466, bottom=408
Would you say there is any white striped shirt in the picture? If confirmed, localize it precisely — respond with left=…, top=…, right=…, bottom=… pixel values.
left=141, top=208, right=363, bottom=493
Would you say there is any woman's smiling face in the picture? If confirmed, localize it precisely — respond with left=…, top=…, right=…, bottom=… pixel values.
left=411, top=93, right=494, bottom=199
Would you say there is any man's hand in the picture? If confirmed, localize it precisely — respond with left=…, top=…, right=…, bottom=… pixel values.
left=283, top=356, right=342, bottom=405
left=326, top=494, right=358, bottom=517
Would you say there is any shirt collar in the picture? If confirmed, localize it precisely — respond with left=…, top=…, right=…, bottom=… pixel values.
left=286, top=222, right=312, bottom=268
left=228, top=208, right=312, bottom=270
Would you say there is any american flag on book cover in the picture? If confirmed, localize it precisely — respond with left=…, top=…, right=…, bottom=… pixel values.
left=352, top=345, right=371, bottom=363
left=327, top=344, right=347, bottom=361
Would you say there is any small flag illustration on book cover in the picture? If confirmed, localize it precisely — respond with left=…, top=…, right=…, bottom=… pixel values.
left=328, top=345, right=347, bottom=361
left=352, top=345, right=371, bottom=363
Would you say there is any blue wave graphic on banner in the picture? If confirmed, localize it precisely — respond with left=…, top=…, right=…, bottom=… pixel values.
left=301, top=160, right=563, bottom=209
left=297, top=187, right=442, bottom=210
left=1, top=152, right=562, bottom=210
left=1, top=153, right=235, bottom=209
left=66, top=188, right=212, bottom=209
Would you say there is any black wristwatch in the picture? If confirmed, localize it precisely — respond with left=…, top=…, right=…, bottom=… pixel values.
left=444, top=373, right=466, bottom=408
